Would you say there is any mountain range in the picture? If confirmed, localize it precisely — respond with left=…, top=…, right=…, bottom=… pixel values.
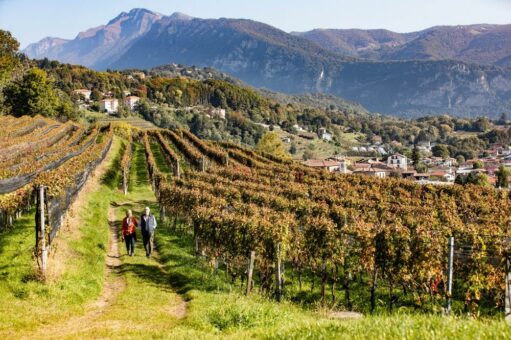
left=24, top=8, right=511, bottom=118
left=293, top=24, right=511, bottom=67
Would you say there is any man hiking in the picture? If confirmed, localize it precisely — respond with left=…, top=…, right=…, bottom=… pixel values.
left=121, top=209, right=138, bottom=256
left=140, top=206, right=157, bottom=258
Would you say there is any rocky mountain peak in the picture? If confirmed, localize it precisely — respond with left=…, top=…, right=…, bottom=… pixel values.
left=168, top=12, right=194, bottom=21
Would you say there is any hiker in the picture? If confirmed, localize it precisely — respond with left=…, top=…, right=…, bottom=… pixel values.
left=140, top=206, right=157, bottom=258
left=121, top=209, right=138, bottom=256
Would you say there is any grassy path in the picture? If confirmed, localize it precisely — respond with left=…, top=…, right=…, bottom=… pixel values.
left=21, top=141, right=185, bottom=338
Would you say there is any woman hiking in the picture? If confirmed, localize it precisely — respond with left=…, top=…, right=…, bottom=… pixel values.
left=121, top=209, right=138, bottom=256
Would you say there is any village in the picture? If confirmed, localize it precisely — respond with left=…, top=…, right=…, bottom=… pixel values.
left=73, top=84, right=227, bottom=120
left=301, top=127, right=511, bottom=187
left=72, top=88, right=141, bottom=114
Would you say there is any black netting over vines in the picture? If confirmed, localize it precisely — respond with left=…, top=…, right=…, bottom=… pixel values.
left=0, top=132, right=98, bottom=195
left=44, top=137, right=112, bottom=244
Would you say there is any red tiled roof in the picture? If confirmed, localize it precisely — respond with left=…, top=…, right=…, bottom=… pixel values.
left=430, top=170, right=447, bottom=177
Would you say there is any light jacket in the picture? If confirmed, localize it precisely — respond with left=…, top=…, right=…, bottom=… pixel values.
left=140, top=213, right=157, bottom=235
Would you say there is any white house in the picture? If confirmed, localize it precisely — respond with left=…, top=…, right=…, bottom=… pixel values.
left=302, top=159, right=350, bottom=173
left=293, top=124, right=305, bottom=132
left=132, top=71, right=146, bottom=80
left=354, top=168, right=387, bottom=179
left=100, top=98, right=119, bottom=114
left=318, top=127, right=333, bottom=142
left=387, top=153, right=408, bottom=170
left=209, top=107, right=226, bottom=120
left=124, top=96, right=140, bottom=111
left=73, top=89, right=91, bottom=101
left=417, top=141, right=433, bottom=153
left=321, top=132, right=333, bottom=142
left=377, top=147, right=388, bottom=155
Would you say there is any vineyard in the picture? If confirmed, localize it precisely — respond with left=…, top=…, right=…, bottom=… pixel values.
left=133, top=127, right=511, bottom=315
left=1, top=116, right=511, bottom=316
left=0, top=115, right=113, bottom=274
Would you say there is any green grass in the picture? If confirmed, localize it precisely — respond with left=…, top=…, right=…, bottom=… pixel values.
left=96, top=116, right=158, bottom=130
left=274, top=128, right=361, bottom=160
left=150, top=140, right=173, bottom=177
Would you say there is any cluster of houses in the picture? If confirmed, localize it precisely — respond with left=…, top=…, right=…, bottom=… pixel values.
left=351, top=140, right=435, bottom=156
left=303, top=145, right=511, bottom=187
left=303, top=154, right=456, bottom=185
left=72, top=89, right=141, bottom=114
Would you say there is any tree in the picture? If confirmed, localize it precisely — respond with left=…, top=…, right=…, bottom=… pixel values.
left=498, top=112, right=508, bottom=125
left=290, top=142, right=297, bottom=155
left=0, top=30, right=20, bottom=86
left=432, top=144, right=450, bottom=158
left=56, top=92, right=78, bottom=121
left=90, top=89, right=102, bottom=101
left=0, top=30, right=20, bottom=115
left=467, top=173, right=490, bottom=186
left=473, top=117, right=491, bottom=132
left=411, top=144, right=421, bottom=165
left=415, top=162, right=428, bottom=173
left=256, top=132, right=289, bottom=159
left=456, top=172, right=490, bottom=186
left=302, top=149, right=315, bottom=160
left=456, top=155, right=465, bottom=165
left=4, top=68, right=60, bottom=117
left=473, top=161, right=484, bottom=169
left=495, top=165, right=510, bottom=188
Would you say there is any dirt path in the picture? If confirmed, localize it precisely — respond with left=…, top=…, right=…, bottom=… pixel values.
left=22, top=140, right=187, bottom=338
left=92, top=207, right=126, bottom=310
left=22, top=206, right=126, bottom=339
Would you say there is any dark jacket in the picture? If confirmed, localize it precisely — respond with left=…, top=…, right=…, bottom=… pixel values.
left=140, top=213, right=157, bottom=235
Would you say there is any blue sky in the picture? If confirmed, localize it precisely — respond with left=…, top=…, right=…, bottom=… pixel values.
left=1, top=0, right=511, bottom=48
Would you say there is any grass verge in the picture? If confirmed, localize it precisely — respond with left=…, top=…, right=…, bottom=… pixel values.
left=0, top=137, right=122, bottom=336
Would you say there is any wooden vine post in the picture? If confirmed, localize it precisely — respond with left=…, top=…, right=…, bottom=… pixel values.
left=275, top=243, right=282, bottom=301
left=446, top=236, right=454, bottom=315
left=370, top=267, right=378, bottom=313
left=505, top=254, right=511, bottom=322
left=159, top=205, right=166, bottom=225
left=175, top=162, right=181, bottom=179
left=321, top=261, right=327, bottom=302
left=201, top=156, right=206, bottom=172
left=246, top=250, right=256, bottom=295
left=123, top=168, right=128, bottom=195
left=37, top=186, right=47, bottom=277
left=193, top=222, right=199, bottom=256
